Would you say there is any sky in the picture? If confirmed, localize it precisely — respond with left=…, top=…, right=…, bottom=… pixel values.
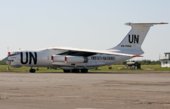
left=0, top=0, right=170, bottom=60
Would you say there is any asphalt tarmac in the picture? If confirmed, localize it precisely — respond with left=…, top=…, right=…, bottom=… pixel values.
left=0, top=72, right=170, bottom=109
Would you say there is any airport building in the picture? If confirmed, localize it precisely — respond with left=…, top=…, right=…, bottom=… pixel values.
left=160, top=52, right=170, bottom=68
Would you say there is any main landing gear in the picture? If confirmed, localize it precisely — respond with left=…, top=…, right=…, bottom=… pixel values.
left=63, top=69, right=88, bottom=73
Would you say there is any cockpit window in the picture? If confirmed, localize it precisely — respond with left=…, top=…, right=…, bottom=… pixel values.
left=9, top=52, right=20, bottom=56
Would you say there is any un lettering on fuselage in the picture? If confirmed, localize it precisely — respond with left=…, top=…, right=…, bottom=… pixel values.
left=20, top=52, right=37, bottom=65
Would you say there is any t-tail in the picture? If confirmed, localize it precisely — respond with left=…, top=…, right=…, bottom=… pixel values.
left=111, top=22, right=168, bottom=55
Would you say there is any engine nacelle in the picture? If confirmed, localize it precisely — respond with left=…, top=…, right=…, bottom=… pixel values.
left=51, top=55, right=88, bottom=63
left=65, top=56, right=88, bottom=63
left=51, top=55, right=66, bottom=62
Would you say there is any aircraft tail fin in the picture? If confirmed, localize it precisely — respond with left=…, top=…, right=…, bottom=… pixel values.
left=111, top=22, right=168, bottom=55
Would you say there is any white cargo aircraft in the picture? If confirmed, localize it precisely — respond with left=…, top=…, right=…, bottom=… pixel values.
left=7, top=22, right=168, bottom=73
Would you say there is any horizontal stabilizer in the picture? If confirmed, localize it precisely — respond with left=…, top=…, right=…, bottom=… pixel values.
left=126, top=22, right=168, bottom=26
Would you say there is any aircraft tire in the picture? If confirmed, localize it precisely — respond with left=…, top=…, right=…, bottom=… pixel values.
left=81, top=69, right=88, bottom=73
left=29, top=69, right=36, bottom=73
left=63, top=69, right=71, bottom=73
left=72, top=69, right=80, bottom=73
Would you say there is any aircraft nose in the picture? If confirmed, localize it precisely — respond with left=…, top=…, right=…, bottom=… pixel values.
left=6, top=56, right=13, bottom=65
left=5, top=52, right=22, bottom=68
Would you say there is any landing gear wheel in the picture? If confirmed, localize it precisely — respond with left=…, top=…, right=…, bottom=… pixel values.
left=72, top=69, right=80, bottom=73
left=81, top=69, right=88, bottom=73
left=29, top=68, right=36, bottom=73
left=63, top=69, right=71, bottom=73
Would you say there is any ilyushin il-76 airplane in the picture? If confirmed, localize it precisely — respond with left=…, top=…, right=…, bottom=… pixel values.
left=7, top=22, right=168, bottom=73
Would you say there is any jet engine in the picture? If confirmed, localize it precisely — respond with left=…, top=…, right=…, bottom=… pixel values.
left=51, top=55, right=88, bottom=63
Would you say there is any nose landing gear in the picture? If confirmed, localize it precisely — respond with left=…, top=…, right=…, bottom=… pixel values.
left=29, top=68, right=36, bottom=73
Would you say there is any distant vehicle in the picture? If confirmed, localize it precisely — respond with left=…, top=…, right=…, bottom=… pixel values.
left=125, top=61, right=141, bottom=69
left=7, top=22, right=168, bottom=73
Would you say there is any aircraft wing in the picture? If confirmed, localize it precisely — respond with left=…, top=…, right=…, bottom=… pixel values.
left=50, top=47, right=136, bottom=57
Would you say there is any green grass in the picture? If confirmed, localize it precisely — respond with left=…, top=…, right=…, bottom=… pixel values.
left=91, top=65, right=170, bottom=72
left=0, top=65, right=62, bottom=73
left=0, top=64, right=170, bottom=73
